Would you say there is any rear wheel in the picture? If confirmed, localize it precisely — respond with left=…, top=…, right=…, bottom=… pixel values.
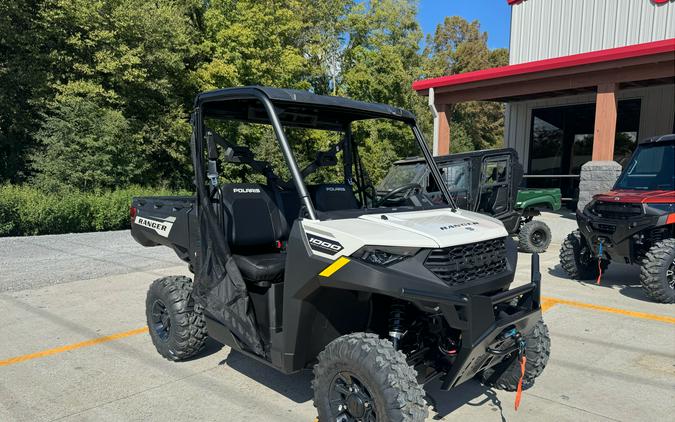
left=640, top=239, right=675, bottom=304
left=312, top=333, right=427, bottom=422
left=559, top=230, right=607, bottom=280
left=146, top=276, right=207, bottom=361
left=518, top=220, right=552, bottom=253
left=480, top=319, right=551, bottom=391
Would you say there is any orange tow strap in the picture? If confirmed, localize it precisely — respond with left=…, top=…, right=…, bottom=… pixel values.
left=596, top=240, right=604, bottom=285
left=514, top=355, right=527, bottom=411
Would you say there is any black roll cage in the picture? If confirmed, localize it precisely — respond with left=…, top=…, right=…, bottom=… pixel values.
left=191, top=86, right=457, bottom=221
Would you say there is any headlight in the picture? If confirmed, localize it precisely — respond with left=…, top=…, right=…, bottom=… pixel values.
left=354, top=246, right=420, bottom=266
left=584, top=199, right=596, bottom=213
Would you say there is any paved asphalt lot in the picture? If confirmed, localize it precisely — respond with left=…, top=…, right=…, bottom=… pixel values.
left=1, top=212, right=674, bottom=421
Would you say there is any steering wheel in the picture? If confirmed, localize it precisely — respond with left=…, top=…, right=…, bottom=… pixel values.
left=375, top=183, right=423, bottom=207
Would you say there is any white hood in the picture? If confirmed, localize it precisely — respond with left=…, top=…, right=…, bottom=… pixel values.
left=301, top=208, right=508, bottom=259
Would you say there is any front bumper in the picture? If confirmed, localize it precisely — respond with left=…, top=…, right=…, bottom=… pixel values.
left=576, top=209, right=658, bottom=263
left=401, top=254, right=543, bottom=390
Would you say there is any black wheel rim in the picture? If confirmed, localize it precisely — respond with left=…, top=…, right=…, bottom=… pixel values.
left=329, top=371, right=376, bottom=422
left=668, top=258, right=675, bottom=290
left=151, top=299, right=171, bottom=342
left=530, top=229, right=546, bottom=247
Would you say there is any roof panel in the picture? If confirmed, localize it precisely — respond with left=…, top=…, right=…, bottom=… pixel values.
left=195, top=86, right=416, bottom=122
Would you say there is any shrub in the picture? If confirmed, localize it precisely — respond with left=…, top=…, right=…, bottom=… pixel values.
left=0, top=186, right=21, bottom=236
left=0, top=184, right=190, bottom=237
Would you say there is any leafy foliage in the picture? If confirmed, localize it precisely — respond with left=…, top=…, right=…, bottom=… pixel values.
left=1, top=1, right=509, bottom=235
left=0, top=184, right=190, bottom=236
left=423, top=17, right=509, bottom=152
left=32, top=82, right=142, bottom=190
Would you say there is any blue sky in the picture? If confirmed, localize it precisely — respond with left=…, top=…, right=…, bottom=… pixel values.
left=417, top=0, right=512, bottom=50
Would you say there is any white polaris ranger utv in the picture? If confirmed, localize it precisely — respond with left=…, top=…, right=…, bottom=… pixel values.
left=131, top=86, right=550, bottom=421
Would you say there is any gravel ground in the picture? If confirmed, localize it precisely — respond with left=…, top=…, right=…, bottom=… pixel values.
left=0, top=230, right=183, bottom=292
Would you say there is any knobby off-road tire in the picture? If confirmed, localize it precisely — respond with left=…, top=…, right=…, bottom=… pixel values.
left=312, top=332, right=428, bottom=422
left=639, top=238, right=675, bottom=304
left=146, top=276, right=207, bottom=361
left=559, top=230, right=607, bottom=280
left=518, top=220, right=552, bottom=253
left=480, top=319, right=551, bottom=391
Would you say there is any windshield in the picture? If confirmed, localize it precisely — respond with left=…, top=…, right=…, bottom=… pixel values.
left=284, top=117, right=453, bottom=214
left=200, top=98, right=454, bottom=218
left=614, top=142, right=674, bottom=190
left=378, top=162, right=427, bottom=191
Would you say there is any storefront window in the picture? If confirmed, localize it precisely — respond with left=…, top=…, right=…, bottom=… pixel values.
left=530, top=110, right=563, bottom=178
left=528, top=99, right=641, bottom=197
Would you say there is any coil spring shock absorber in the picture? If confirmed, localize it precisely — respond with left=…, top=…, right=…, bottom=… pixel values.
left=388, top=300, right=407, bottom=350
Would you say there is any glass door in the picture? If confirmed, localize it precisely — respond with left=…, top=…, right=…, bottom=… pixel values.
left=528, top=99, right=641, bottom=201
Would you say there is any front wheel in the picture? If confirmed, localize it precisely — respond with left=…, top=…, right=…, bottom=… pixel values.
left=312, top=333, right=428, bottom=422
left=480, top=319, right=551, bottom=391
left=640, top=239, right=675, bottom=303
left=518, top=220, right=552, bottom=253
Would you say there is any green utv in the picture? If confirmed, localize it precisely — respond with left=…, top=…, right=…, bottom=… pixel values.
left=379, top=149, right=561, bottom=253
left=130, top=87, right=550, bottom=421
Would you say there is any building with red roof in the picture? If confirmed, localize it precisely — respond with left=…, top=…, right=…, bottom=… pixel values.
left=414, top=0, right=674, bottom=203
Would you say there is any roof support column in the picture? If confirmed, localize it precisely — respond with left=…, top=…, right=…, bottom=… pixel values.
left=437, top=103, right=451, bottom=156
left=428, top=88, right=451, bottom=156
left=592, top=83, right=618, bottom=161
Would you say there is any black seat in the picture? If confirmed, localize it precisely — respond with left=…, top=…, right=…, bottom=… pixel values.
left=233, top=254, right=285, bottom=283
left=220, top=184, right=287, bottom=284
left=309, top=184, right=359, bottom=211
left=273, top=188, right=302, bottom=230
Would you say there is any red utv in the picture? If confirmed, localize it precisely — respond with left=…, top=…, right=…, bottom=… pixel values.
left=560, top=134, right=675, bottom=303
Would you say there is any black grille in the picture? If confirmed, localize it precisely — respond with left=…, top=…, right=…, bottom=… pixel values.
left=590, top=202, right=643, bottom=220
left=424, top=238, right=507, bottom=286
left=592, top=222, right=616, bottom=234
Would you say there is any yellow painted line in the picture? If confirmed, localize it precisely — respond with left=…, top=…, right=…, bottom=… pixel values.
left=0, top=327, right=148, bottom=367
left=540, top=298, right=558, bottom=312
left=542, top=296, right=675, bottom=324
left=2, top=296, right=672, bottom=368
left=319, top=256, right=350, bottom=277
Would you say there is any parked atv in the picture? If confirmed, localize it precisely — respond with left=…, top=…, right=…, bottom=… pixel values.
left=379, top=148, right=559, bottom=253
left=515, top=188, right=561, bottom=253
left=560, top=134, right=675, bottom=303
left=131, top=87, right=549, bottom=421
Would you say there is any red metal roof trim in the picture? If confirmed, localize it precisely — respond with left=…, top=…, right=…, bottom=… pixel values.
left=510, top=0, right=672, bottom=5
left=412, top=38, right=675, bottom=92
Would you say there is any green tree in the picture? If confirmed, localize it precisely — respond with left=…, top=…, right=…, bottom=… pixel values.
left=32, top=82, right=143, bottom=190
left=194, top=0, right=309, bottom=90
left=0, top=0, right=50, bottom=183
left=5, top=0, right=509, bottom=194
left=33, top=0, right=199, bottom=188
left=340, top=0, right=427, bottom=183
left=423, top=16, right=508, bottom=152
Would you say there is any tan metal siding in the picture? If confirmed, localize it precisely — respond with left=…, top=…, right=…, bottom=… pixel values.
left=510, top=0, right=675, bottom=64
left=504, top=85, right=675, bottom=171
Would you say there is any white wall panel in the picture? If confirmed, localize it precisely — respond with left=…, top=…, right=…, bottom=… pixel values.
left=509, top=0, right=675, bottom=64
